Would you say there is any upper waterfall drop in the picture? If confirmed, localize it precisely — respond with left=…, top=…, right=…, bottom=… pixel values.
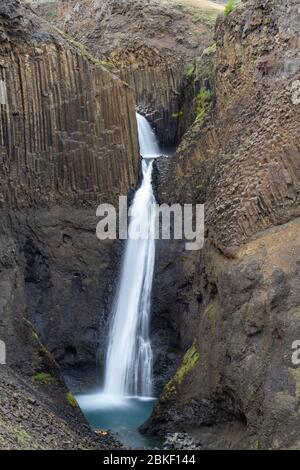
left=136, top=113, right=161, bottom=159
left=103, top=113, right=160, bottom=399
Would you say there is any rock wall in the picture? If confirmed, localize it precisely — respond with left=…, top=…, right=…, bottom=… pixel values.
left=144, top=0, right=300, bottom=449
left=0, top=0, right=139, bottom=398
left=0, top=9, right=138, bottom=208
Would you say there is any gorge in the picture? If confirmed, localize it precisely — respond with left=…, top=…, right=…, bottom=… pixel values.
left=1, top=0, right=300, bottom=452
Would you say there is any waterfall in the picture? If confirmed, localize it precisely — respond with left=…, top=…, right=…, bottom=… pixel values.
left=136, top=113, right=160, bottom=158
left=103, top=113, right=160, bottom=398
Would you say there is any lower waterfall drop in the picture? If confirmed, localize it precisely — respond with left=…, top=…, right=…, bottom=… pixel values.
left=103, top=113, right=161, bottom=399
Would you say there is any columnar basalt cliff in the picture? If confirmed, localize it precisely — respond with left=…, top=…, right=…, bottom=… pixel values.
left=0, top=5, right=138, bottom=207
left=34, top=0, right=221, bottom=146
left=143, top=0, right=300, bottom=450
left=0, top=0, right=139, bottom=447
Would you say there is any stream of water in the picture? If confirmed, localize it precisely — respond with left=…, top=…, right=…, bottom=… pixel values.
left=76, top=113, right=162, bottom=448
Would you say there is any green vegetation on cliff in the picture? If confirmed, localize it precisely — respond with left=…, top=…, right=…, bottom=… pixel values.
left=66, top=392, right=78, bottom=408
left=161, top=342, right=200, bottom=401
left=33, top=372, right=53, bottom=385
left=195, top=87, right=213, bottom=123
left=224, top=0, right=240, bottom=16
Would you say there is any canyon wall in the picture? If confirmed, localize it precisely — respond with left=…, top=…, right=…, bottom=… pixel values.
left=144, top=0, right=300, bottom=449
left=34, top=0, right=219, bottom=146
left=0, top=8, right=138, bottom=208
left=0, top=0, right=139, bottom=447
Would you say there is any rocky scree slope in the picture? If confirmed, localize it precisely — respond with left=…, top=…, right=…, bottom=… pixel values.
left=33, top=0, right=220, bottom=146
left=0, top=0, right=139, bottom=448
left=0, top=366, right=120, bottom=449
left=143, top=0, right=300, bottom=450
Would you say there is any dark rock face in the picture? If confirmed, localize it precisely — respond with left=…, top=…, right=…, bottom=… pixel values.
left=143, top=0, right=300, bottom=450
left=166, top=0, right=300, bottom=247
left=0, top=28, right=139, bottom=206
left=15, top=208, right=121, bottom=390
left=145, top=223, right=300, bottom=449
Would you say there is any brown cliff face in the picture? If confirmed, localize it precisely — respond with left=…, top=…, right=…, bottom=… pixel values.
left=34, top=0, right=218, bottom=146
left=144, top=0, right=300, bottom=449
left=0, top=1, right=138, bottom=446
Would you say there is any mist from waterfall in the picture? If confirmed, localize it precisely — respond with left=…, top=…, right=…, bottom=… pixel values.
left=103, top=113, right=160, bottom=399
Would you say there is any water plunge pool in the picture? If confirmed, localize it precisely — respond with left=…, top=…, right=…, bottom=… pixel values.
left=76, top=392, right=162, bottom=449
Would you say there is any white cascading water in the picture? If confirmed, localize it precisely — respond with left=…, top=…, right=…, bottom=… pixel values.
left=136, top=113, right=161, bottom=158
left=103, top=113, right=161, bottom=399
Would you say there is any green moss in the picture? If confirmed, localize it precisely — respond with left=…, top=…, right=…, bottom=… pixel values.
left=252, top=439, right=261, bottom=450
left=33, top=372, right=53, bottom=385
left=161, top=342, right=200, bottom=401
left=15, top=428, right=30, bottom=445
left=224, top=0, right=240, bottom=16
left=0, top=415, right=33, bottom=447
left=195, top=87, right=213, bottom=124
left=67, top=392, right=78, bottom=408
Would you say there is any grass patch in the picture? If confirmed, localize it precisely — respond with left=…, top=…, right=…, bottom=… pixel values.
left=192, top=9, right=219, bottom=27
left=224, top=0, right=240, bottom=16
left=33, top=372, right=53, bottom=385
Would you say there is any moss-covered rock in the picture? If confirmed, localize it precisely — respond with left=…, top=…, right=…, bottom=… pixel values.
left=161, top=342, right=200, bottom=401
left=66, top=392, right=78, bottom=409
